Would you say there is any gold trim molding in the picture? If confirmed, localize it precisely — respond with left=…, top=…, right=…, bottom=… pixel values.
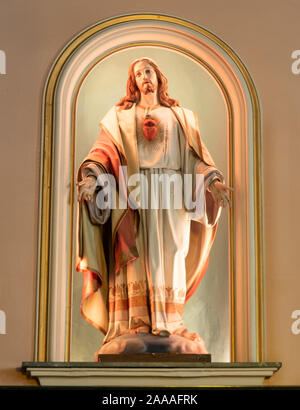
left=36, top=14, right=263, bottom=363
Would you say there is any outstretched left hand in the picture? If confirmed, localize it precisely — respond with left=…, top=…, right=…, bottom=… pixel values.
left=209, top=180, right=234, bottom=208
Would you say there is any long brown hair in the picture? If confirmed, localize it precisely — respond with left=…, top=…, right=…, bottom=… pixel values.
left=116, top=57, right=180, bottom=110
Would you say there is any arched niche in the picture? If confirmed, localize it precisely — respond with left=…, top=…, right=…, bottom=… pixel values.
left=35, top=14, right=264, bottom=363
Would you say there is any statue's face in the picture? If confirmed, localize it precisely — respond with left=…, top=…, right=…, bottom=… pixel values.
left=133, top=61, right=158, bottom=95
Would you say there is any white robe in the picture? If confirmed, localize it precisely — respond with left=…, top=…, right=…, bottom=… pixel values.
left=77, top=105, right=223, bottom=343
left=82, top=106, right=222, bottom=343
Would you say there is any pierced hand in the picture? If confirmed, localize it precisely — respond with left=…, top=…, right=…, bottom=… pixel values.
left=209, top=180, right=234, bottom=208
left=77, top=176, right=97, bottom=202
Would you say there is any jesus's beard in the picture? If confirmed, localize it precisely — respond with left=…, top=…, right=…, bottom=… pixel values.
left=142, top=83, right=155, bottom=94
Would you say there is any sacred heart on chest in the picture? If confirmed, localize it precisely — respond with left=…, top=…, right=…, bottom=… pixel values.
left=143, top=117, right=158, bottom=141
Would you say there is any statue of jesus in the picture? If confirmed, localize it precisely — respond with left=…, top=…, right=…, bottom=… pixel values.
left=76, top=57, right=232, bottom=357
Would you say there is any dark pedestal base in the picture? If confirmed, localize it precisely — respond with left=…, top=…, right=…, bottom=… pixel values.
left=98, top=352, right=211, bottom=363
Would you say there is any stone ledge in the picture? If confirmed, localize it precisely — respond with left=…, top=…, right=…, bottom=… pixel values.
left=22, top=362, right=281, bottom=387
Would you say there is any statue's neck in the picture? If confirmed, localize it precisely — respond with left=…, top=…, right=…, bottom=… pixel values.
left=138, top=91, right=159, bottom=108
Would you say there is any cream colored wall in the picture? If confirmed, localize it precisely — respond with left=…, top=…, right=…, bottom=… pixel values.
left=0, top=0, right=299, bottom=385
